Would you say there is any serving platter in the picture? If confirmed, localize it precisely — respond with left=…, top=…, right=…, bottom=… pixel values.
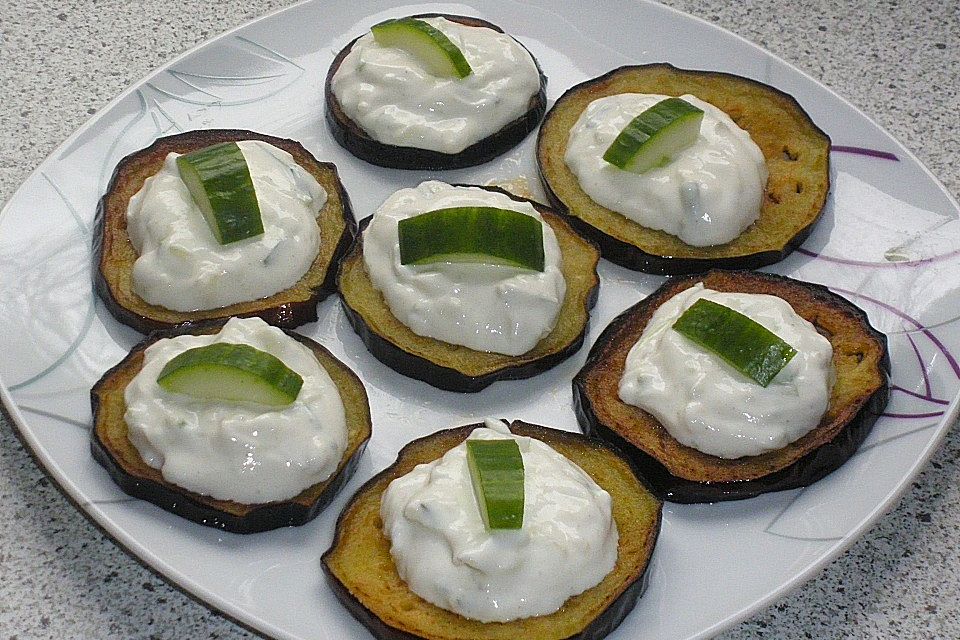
left=2, top=1, right=959, bottom=639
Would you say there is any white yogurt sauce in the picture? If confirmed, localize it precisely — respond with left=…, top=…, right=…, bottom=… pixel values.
left=362, top=181, right=566, bottom=356
left=380, top=419, right=618, bottom=623
left=127, top=140, right=327, bottom=312
left=565, top=93, right=768, bottom=247
left=619, top=284, right=833, bottom=459
left=123, top=316, right=348, bottom=504
left=331, top=16, right=541, bottom=154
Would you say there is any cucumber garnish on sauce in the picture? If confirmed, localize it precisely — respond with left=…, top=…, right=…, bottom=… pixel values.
left=157, top=342, right=304, bottom=406
left=466, top=439, right=524, bottom=530
left=371, top=17, right=473, bottom=79
left=398, top=206, right=545, bottom=271
left=176, top=142, right=264, bottom=245
left=672, top=298, right=797, bottom=387
left=603, top=97, right=704, bottom=174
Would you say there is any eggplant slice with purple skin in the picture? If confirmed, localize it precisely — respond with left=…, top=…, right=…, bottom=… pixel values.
left=574, top=270, right=889, bottom=503
left=537, top=64, right=831, bottom=275
left=325, top=14, right=547, bottom=170
left=91, top=321, right=372, bottom=533
left=322, top=420, right=662, bottom=640
left=95, top=129, right=356, bottom=333
left=337, top=187, right=601, bottom=392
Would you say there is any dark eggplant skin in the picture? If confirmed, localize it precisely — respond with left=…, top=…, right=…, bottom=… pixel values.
left=94, top=129, right=357, bottom=333
left=340, top=287, right=596, bottom=393
left=547, top=210, right=800, bottom=277
left=536, top=64, right=832, bottom=275
left=322, top=420, right=662, bottom=640
left=337, top=186, right=600, bottom=392
left=90, top=320, right=372, bottom=533
left=325, top=14, right=548, bottom=170
left=573, top=270, right=890, bottom=503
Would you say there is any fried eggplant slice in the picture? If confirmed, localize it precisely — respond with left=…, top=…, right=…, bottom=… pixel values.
left=95, top=129, right=356, bottom=333
left=325, top=14, right=547, bottom=170
left=574, top=270, right=889, bottom=502
left=90, top=321, right=372, bottom=533
left=322, top=420, right=662, bottom=640
left=337, top=188, right=600, bottom=392
left=537, top=64, right=831, bottom=274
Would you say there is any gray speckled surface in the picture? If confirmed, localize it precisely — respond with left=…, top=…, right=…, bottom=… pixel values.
left=1, top=0, right=958, bottom=638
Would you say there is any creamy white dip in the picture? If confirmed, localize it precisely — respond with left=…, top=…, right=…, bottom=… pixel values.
left=123, top=317, right=347, bottom=504
left=362, top=181, right=566, bottom=356
left=127, top=140, right=326, bottom=312
left=331, top=16, right=541, bottom=154
left=380, top=419, right=618, bottom=623
left=565, top=93, right=768, bottom=247
left=619, top=284, right=833, bottom=459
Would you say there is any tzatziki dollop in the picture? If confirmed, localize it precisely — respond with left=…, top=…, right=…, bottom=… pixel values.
left=123, top=316, right=347, bottom=504
left=619, top=284, right=833, bottom=459
left=362, top=181, right=566, bottom=356
left=330, top=16, right=541, bottom=154
left=380, top=419, right=618, bottom=623
left=565, top=93, right=768, bottom=247
left=127, top=140, right=327, bottom=312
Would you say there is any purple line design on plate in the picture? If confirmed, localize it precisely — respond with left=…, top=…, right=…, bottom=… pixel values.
left=799, top=143, right=957, bottom=267
left=796, top=144, right=960, bottom=268
left=831, top=286, right=959, bottom=420
left=831, top=145, right=900, bottom=161
left=762, top=290, right=953, bottom=542
left=884, top=334, right=954, bottom=419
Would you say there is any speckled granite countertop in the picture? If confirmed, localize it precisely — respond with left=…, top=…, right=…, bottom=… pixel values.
left=1, top=0, right=958, bottom=638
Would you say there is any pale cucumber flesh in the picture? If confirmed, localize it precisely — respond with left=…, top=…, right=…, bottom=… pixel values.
left=397, top=206, right=545, bottom=271
left=156, top=342, right=303, bottom=406
left=672, top=298, right=797, bottom=387
left=371, top=18, right=472, bottom=79
left=603, top=97, right=705, bottom=173
left=176, top=142, right=264, bottom=245
left=466, top=439, right=524, bottom=530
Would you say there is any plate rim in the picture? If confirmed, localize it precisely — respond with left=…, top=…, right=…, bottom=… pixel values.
left=1, top=1, right=958, bottom=639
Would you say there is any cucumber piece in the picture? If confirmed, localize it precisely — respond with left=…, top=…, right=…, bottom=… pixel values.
left=397, top=206, right=545, bottom=271
left=156, top=342, right=303, bottom=406
left=602, top=97, right=704, bottom=173
left=371, top=17, right=472, bottom=79
left=672, top=298, right=797, bottom=387
left=466, top=439, right=524, bottom=530
left=176, top=142, right=264, bottom=245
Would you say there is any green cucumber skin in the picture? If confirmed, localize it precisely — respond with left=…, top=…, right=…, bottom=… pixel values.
left=672, top=298, right=797, bottom=387
left=157, top=342, right=303, bottom=406
left=466, top=439, right=524, bottom=530
left=603, top=97, right=704, bottom=173
left=371, top=17, right=472, bottom=79
left=176, top=142, right=264, bottom=245
left=398, top=206, right=545, bottom=271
